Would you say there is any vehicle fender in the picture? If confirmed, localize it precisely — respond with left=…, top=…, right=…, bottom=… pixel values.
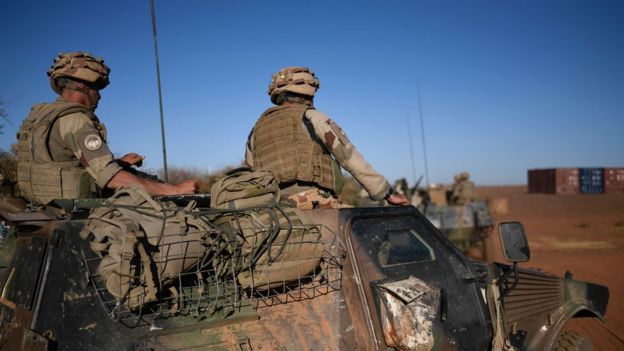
left=526, top=279, right=609, bottom=350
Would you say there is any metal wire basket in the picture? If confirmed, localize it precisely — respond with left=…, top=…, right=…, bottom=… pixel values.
left=81, top=204, right=344, bottom=328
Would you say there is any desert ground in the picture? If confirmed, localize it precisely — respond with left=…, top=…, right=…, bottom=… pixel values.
left=476, top=185, right=624, bottom=350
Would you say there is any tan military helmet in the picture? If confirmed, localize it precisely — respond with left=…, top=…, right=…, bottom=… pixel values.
left=47, top=52, right=111, bottom=94
left=268, top=66, right=320, bottom=102
left=460, top=171, right=470, bottom=180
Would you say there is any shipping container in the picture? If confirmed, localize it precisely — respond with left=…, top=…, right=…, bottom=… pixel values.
left=579, top=168, right=604, bottom=194
left=528, top=168, right=579, bottom=194
left=604, top=168, right=624, bottom=194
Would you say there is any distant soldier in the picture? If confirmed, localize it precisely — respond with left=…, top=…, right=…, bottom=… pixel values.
left=16, top=52, right=197, bottom=205
left=245, top=66, right=408, bottom=209
left=450, top=171, right=475, bottom=205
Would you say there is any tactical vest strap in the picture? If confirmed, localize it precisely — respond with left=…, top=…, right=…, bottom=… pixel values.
left=251, top=105, right=343, bottom=194
left=16, top=100, right=97, bottom=204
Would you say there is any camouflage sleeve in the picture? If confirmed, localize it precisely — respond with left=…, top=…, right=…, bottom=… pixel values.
left=58, top=113, right=122, bottom=188
left=304, top=109, right=391, bottom=200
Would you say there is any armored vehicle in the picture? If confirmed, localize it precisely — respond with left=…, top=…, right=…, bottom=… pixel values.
left=0, top=195, right=609, bottom=350
left=410, top=183, right=494, bottom=260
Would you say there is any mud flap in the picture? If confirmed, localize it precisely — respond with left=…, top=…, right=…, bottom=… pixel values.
left=376, top=276, right=440, bottom=351
left=486, top=279, right=517, bottom=351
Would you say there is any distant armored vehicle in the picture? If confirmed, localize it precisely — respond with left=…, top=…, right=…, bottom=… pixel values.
left=408, top=182, right=494, bottom=260
left=0, top=195, right=609, bottom=350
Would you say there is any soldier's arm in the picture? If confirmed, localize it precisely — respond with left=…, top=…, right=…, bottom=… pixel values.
left=107, top=171, right=197, bottom=195
left=59, top=114, right=196, bottom=195
left=304, top=110, right=391, bottom=201
left=58, top=113, right=122, bottom=188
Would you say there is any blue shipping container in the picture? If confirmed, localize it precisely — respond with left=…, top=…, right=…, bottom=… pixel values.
left=579, top=168, right=604, bottom=194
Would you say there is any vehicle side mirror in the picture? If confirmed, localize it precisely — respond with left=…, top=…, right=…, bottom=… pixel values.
left=498, top=221, right=530, bottom=262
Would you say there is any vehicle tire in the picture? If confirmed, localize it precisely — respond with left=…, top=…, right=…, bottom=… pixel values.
left=552, top=330, right=593, bottom=351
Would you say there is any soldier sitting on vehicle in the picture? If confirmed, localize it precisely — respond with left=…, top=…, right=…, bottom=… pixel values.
left=15, top=52, right=197, bottom=205
left=245, top=66, right=408, bottom=209
left=449, top=171, right=475, bottom=205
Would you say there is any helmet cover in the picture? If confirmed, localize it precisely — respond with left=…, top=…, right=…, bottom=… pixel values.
left=48, top=52, right=110, bottom=94
left=268, top=66, right=320, bottom=102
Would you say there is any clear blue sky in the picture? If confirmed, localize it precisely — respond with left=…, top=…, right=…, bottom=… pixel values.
left=1, top=0, right=622, bottom=185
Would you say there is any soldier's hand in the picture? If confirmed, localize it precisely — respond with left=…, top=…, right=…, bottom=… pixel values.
left=119, top=153, right=144, bottom=167
left=387, top=193, right=409, bottom=206
left=175, top=180, right=199, bottom=195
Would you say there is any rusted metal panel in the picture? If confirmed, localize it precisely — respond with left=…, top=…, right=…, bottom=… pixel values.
left=377, top=277, right=439, bottom=351
left=528, top=169, right=579, bottom=194
left=604, top=168, right=624, bottom=194
left=579, top=168, right=604, bottom=194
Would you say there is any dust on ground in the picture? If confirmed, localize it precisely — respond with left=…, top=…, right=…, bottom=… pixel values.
left=477, top=185, right=624, bottom=350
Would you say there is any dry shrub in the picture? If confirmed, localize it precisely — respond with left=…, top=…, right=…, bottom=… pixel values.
left=0, top=148, right=17, bottom=194
left=340, top=176, right=382, bottom=207
left=159, top=168, right=382, bottom=206
left=159, top=166, right=239, bottom=193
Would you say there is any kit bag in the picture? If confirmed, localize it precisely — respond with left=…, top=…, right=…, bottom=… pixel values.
left=80, top=185, right=214, bottom=309
left=210, top=168, right=324, bottom=290
left=210, top=168, right=279, bottom=209
left=213, top=204, right=324, bottom=290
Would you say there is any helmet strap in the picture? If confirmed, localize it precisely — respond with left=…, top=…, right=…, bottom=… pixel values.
left=58, top=78, right=93, bottom=94
left=274, top=92, right=313, bottom=106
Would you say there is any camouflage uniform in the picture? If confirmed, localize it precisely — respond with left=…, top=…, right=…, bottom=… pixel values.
left=246, top=67, right=390, bottom=209
left=16, top=52, right=121, bottom=205
left=452, top=172, right=475, bottom=205
left=16, top=98, right=121, bottom=205
left=245, top=109, right=389, bottom=208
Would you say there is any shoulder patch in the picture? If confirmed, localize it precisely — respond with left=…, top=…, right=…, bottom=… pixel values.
left=84, top=133, right=103, bottom=151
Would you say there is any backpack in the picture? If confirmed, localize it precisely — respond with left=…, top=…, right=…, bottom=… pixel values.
left=80, top=185, right=214, bottom=310
left=210, top=168, right=279, bottom=209
left=212, top=204, right=324, bottom=290
left=210, top=168, right=324, bottom=290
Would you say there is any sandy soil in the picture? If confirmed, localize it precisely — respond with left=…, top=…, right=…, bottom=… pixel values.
left=477, top=185, right=624, bottom=350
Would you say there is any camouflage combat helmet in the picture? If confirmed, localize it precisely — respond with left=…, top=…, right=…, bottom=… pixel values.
left=268, top=67, right=320, bottom=103
left=460, top=171, right=470, bottom=180
left=47, top=52, right=110, bottom=94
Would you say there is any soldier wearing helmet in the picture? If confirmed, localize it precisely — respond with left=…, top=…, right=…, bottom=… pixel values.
left=16, top=52, right=197, bottom=205
left=450, top=171, right=475, bottom=205
left=245, top=66, right=408, bottom=209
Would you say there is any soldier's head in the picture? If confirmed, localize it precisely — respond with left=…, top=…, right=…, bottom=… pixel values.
left=48, top=52, right=110, bottom=110
left=460, top=171, right=470, bottom=180
left=268, top=66, right=319, bottom=106
left=453, top=174, right=461, bottom=183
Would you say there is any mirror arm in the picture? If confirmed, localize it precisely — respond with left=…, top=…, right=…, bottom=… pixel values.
left=499, top=262, right=519, bottom=300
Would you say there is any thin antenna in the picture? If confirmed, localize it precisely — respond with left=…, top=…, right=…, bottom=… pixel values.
left=405, top=114, right=418, bottom=185
left=416, top=78, right=430, bottom=188
left=149, top=0, right=169, bottom=182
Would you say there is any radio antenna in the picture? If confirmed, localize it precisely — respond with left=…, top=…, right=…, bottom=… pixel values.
left=405, top=114, right=418, bottom=185
left=417, top=78, right=430, bottom=188
left=149, top=0, right=169, bottom=182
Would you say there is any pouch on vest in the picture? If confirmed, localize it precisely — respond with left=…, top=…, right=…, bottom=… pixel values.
left=80, top=185, right=215, bottom=310
left=210, top=168, right=279, bottom=209
left=212, top=204, right=324, bottom=291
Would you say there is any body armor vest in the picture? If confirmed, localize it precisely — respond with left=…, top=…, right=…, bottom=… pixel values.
left=251, top=104, right=344, bottom=194
left=16, top=100, right=105, bottom=204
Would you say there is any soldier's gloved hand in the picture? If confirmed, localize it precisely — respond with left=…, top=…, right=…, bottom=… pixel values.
left=386, top=193, right=409, bottom=206
left=118, top=153, right=144, bottom=167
